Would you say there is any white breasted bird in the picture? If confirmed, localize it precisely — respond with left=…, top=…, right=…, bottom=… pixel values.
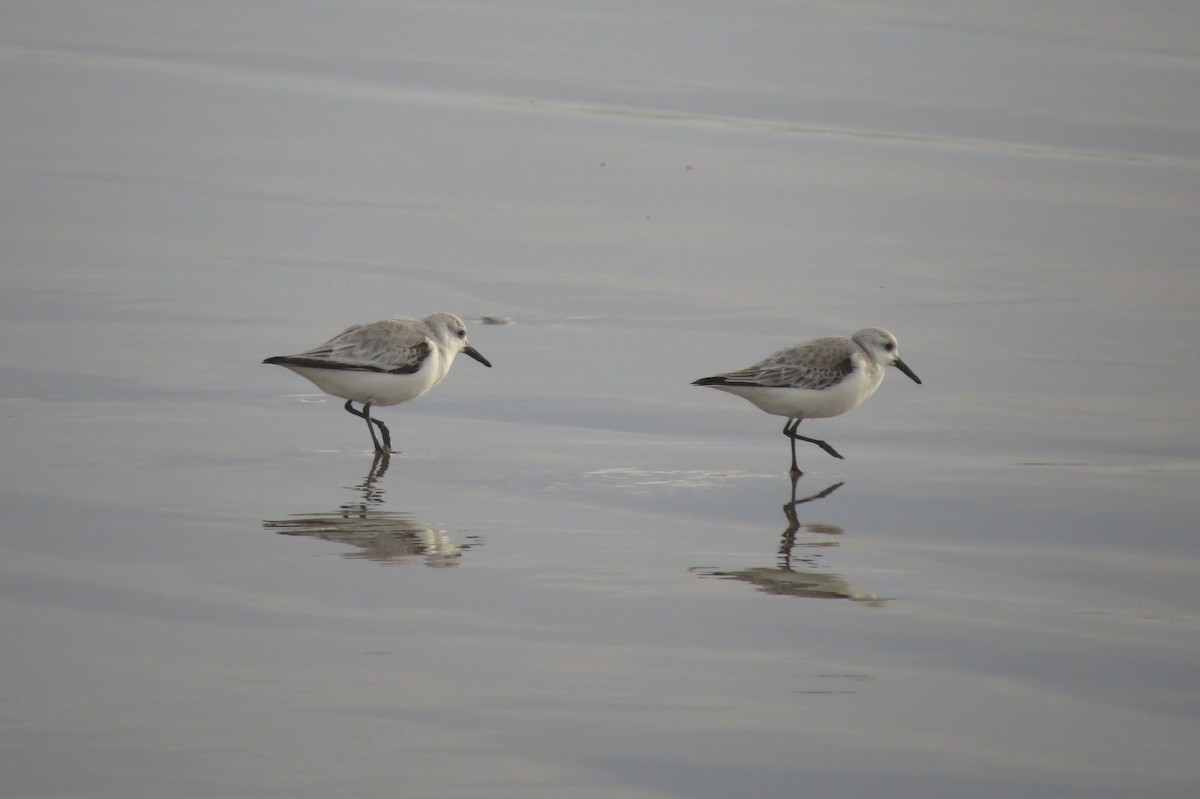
left=264, top=312, right=491, bottom=454
left=693, top=327, right=920, bottom=473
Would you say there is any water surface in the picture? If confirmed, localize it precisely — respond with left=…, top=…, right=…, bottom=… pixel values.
left=2, top=2, right=1198, bottom=797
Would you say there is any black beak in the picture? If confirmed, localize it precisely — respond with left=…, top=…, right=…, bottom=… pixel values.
left=894, top=357, right=921, bottom=384
left=464, top=346, right=492, bottom=367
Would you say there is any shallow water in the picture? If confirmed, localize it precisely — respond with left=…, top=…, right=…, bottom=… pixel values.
left=3, top=2, right=1199, bottom=797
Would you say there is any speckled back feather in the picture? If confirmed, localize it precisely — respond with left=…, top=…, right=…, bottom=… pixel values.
left=694, top=337, right=858, bottom=391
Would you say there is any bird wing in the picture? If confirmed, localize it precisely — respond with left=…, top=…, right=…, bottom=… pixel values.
left=278, top=320, right=433, bottom=374
left=696, top=338, right=856, bottom=391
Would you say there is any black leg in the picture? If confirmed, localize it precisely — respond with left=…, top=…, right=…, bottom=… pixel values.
left=782, top=419, right=802, bottom=475
left=373, top=417, right=392, bottom=452
left=782, top=417, right=844, bottom=466
left=795, top=433, right=844, bottom=460
left=362, top=403, right=387, bottom=454
left=344, top=400, right=386, bottom=454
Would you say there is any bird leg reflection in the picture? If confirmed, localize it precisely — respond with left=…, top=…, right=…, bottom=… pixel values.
left=780, top=475, right=845, bottom=569
left=339, top=451, right=391, bottom=516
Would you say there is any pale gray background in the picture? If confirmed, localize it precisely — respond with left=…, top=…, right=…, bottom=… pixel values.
left=3, top=2, right=1198, bottom=797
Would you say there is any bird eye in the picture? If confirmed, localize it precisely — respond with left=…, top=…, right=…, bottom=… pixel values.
left=884, top=342, right=896, bottom=352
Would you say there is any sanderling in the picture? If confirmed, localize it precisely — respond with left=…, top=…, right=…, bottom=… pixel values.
left=692, top=328, right=920, bottom=473
left=264, top=312, right=492, bottom=454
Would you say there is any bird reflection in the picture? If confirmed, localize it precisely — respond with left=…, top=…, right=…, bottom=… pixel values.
left=692, top=475, right=883, bottom=604
left=263, top=453, right=481, bottom=567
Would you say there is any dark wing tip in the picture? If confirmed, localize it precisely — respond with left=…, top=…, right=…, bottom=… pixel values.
left=693, top=375, right=741, bottom=387
left=263, top=355, right=385, bottom=372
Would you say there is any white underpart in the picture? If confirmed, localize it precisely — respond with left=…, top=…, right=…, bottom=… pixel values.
left=270, top=312, right=479, bottom=407
left=708, top=351, right=882, bottom=419
left=278, top=356, right=446, bottom=406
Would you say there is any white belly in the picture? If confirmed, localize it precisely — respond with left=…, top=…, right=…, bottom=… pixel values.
left=710, top=369, right=878, bottom=420
left=282, top=360, right=443, bottom=406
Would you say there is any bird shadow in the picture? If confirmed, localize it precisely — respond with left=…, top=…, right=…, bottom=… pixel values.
left=691, top=475, right=884, bottom=604
left=262, top=453, right=482, bottom=567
